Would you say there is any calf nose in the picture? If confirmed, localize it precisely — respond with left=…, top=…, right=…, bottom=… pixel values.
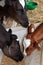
left=25, top=21, right=29, bottom=27
left=19, top=53, right=24, bottom=61
left=23, top=21, right=29, bottom=28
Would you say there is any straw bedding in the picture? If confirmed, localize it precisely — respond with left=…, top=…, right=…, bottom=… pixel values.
left=1, top=55, right=24, bottom=65
left=27, top=0, right=43, bottom=23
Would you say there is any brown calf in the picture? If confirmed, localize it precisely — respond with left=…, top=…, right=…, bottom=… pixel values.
left=26, top=23, right=43, bottom=55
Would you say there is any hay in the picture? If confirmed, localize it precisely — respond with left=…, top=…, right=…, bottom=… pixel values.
left=3, top=17, right=20, bottom=28
left=27, top=0, right=43, bottom=23
left=1, top=55, right=24, bottom=65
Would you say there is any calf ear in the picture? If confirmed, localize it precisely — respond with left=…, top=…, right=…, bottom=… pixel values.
left=8, top=29, right=12, bottom=34
left=11, top=34, right=17, bottom=40
left=28, top=24, right=35, bottom=34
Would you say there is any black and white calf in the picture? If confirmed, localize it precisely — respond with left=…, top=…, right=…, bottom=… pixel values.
left=0, top=0, right=29, bottom=27
left=0, top=22, right=23, bottom=62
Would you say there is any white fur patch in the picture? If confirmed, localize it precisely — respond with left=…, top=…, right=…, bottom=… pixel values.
left=23, top=38, right=31, bottom=49
left=23, top=37, right=31, bottom=56
left=0, top=0, right=5, bottom=7
left=23, top=49, right=27, bottom=56
left=19, top=0, right=25, bottom=8
left=16, top=38, right=19, bottom=41
left=31, top=28, right=34, bottom=32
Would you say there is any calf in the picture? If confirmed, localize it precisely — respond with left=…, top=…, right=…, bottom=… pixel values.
left=0, top=22, right=23, bottom=62
left=23, top=23, right=43, bottom=56
left=0, top=0, right=29, bottom=27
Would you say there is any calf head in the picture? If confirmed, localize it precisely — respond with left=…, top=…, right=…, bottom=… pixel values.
left=23, top=23, right=43, bottom=56
left=23, top=24, right=37, bottom=56
left=2, top=29, right=23, bottom=62
left=0, top=0, right=29, bottom=27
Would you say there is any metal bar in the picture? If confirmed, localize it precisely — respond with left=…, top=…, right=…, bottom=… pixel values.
left=40, top=41, right=43, bottom=65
